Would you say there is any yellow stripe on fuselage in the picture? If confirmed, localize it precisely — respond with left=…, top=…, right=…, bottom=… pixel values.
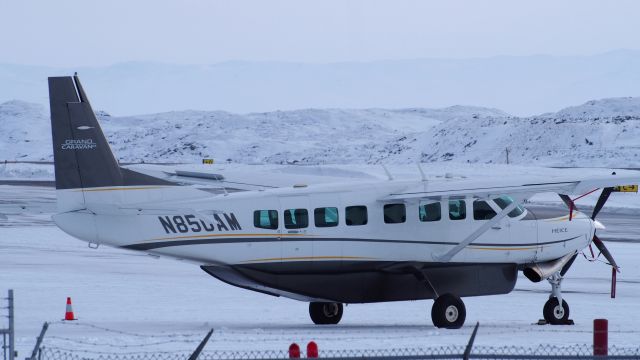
left=242, top=255, right=376, bottom=263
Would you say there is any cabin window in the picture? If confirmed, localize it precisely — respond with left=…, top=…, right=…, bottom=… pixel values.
left=448, top=199, right=466, bottom=220
left=315, top=207, right=339, bottom=227
left=419, top=201, right=441, bottom=222
left=384, top=203, right=406, bottom=224
left=284, top=208, right=309, bottom=229
left=493, top=195, right=525, bottom=218
left=473, top=200, right=497, bottom=220
left=346, top=206, right=368, bottom=226
left=254, top=210, right=278, bottom=229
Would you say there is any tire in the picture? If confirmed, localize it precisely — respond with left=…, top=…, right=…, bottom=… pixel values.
left=309, top=302, right=343, bottom=325
left=543, top=297, right=569, bottom=325
left=431, top=294, right=466, bottom=329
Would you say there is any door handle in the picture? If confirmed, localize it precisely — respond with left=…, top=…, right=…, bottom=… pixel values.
left=491, top=226, right=502, bottom=230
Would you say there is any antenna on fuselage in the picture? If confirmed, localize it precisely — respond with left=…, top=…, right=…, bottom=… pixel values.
left=382, top=165, right=394, bottom=181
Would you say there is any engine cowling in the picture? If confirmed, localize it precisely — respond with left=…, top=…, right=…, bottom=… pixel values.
left=523, top=253, right=576, bottom=283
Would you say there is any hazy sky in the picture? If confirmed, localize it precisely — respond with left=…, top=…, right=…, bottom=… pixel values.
left=1, top=0, right=639, bottom=66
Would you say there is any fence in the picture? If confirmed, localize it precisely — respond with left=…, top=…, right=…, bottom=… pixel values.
left=0, top=290, right=16, bottom=360
left=0, top=290, right=15, bottom=360
left=8, top=296, right=640, bottom=360
left=35, top=344, right=640, bottom=360
left=27, top=320, right=640, bottom=360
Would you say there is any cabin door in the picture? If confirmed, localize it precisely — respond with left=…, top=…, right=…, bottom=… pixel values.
left=278, top=195, right=312, bottom=264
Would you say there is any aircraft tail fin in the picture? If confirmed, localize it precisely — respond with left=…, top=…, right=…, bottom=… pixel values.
left=49, top=75, right=122, bottom=190
left=48, top=75, right=173, bottom=208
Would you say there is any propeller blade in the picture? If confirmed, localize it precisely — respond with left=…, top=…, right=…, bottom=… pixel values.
left=592, top=235, right=620, bottom=271
left=558, top=194, right=576, bottom=220
left=611, top=267, right=617, bottom=299
left=558, top=194, right=574, bottom=209
left=560, top=253, right=578, bottom=276
left=592, top=187, right=613, bottom=220
left=593, top=235, right=619, bottom=298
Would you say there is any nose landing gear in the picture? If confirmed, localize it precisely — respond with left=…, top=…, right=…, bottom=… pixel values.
left=541, top=272, right=573, bottom=325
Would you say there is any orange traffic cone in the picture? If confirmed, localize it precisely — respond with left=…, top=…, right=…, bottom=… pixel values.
left=64, top=297, right=77, bottom=321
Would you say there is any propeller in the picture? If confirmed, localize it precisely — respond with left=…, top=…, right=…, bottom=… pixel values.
left=559, top=187, right=619, bottom=298
left=592, top=234, right=620, bottom=298
left=592, top=187, right=613, bottom=220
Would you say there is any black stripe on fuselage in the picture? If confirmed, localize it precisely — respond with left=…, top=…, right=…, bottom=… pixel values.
left=122, top=235, right=582, bottom=251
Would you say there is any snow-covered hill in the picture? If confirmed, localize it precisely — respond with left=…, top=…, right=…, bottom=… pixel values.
left=421, top=98, right=640, bottom=166
left=0, top=97, right=639, bottom=167
left=0, top=100, right=51, bottom=161
left=0, top=101, right=506, bottom=164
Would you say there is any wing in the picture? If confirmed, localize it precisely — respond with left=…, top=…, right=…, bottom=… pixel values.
left=381, top=173, right=640, bottom=201
left=127, top=164, right=377, bottom=191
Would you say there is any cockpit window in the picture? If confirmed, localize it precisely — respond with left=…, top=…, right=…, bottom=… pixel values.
left=493, top=195, right=525, bottom=218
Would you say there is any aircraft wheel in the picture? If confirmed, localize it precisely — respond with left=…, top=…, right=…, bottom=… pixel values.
left=431, top=293, right=466, bottom=329
left=543, top=297, right=569, bottom=325
left=309, top=302, right=343, bottom=325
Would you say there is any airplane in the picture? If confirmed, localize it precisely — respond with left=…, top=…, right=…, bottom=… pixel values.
left=48, top=75, right=638, bottom=328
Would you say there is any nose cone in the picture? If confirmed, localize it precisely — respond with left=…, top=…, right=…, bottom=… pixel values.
left=593, top=219, right=606, bottom=230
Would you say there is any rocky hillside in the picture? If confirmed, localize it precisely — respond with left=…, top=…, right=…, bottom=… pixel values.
left=0, top=98, right=638, bottom=167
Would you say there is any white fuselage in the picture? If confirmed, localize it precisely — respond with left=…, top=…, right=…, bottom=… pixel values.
left=53, top=179, right=595, bottom=269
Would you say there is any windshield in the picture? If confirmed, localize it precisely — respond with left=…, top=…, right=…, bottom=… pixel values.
left=493, top=195, right=525, bottom=218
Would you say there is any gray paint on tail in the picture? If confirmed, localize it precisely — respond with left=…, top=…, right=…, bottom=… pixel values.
left=49, top=75, right=174, bottom=190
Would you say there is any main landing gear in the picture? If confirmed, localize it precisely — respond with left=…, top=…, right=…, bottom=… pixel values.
left=542, top=272, right=572, bottom=325
left=431, top=293, right=466, bottom=329
left=309, top=302, right=343, bottom=325
left=306, top=272, right=569, bottom=327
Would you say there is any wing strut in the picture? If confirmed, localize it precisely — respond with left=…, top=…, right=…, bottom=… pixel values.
left=434, top=201, right=517, bottom=262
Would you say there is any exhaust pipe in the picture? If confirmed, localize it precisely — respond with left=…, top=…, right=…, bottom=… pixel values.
left=523, top=253, right=576, bottom=283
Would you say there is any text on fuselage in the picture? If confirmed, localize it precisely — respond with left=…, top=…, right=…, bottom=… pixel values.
left=551, top=227, right=568, bottom=234
left=158, top=213, right=242, bottom=234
